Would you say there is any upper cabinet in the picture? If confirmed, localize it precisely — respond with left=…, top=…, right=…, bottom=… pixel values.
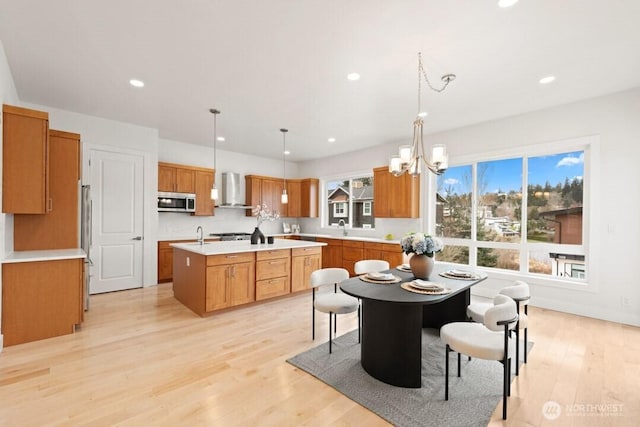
left=2, top=104, right=50, bottom=214
left=158, top=162, right=215, bottom=216
left=158, top=162, right=196, bottom=193
left=14, top=130, right=81, bottom=250
left=245, top=175, right=318, bottom=218
left=373, top=166, right=420, bottom=218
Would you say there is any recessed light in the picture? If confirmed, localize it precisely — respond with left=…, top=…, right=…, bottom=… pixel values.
left=284, top=150, right=291, bottom=155
left=418, top=111, right=428, bottom=118
left=539, top=75, right=556, bottom=84
left=216, top=136, right=225, bottom=141
left=347, top=73, right=360, bottom=81
left=129, top=79, right=144, bottom=88
left=328, top=137, right=336, bottom=143
left=498, top=0, right=519, bottom=8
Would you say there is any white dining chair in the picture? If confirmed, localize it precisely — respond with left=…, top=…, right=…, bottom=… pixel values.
left=466, top=280, right=530, bottom=375
left=354, top=259, right=390, bottom=275
left=441, top=294, right=518, bottom=420
left=310, top=268, right=360, bottom=353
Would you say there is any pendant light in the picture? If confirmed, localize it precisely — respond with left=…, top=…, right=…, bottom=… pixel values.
left=280, top=128, right=288, bottom=204
left=209, top=108, right=220, bottom=200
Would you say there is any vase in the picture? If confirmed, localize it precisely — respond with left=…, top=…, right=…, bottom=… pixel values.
left=250, top=227, right=265, bottom=244
left=409, top=254, right=435, bottom=280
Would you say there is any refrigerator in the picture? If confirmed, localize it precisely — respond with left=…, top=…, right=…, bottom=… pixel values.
left=81, top=185, right=92, bottom=310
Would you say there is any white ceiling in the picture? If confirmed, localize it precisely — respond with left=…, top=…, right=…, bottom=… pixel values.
left=1, top=0, right=639, bottom=161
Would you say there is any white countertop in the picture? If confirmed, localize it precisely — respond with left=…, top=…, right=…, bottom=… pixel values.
left=171, top=239, right=325, bottom=256
left=2, top=248, right=87, bottom=264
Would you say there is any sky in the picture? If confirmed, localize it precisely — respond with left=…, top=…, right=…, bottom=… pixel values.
left=438, top=151, right=584, bottom=195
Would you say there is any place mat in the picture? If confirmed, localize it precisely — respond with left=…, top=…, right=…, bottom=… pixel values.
left=395, top=265, right=412, bottom=272
left=359, top=275, right=402, bottom=284
left=439, top=271, right=482, bottom=280
left=401, top=282, right=451, bottom=295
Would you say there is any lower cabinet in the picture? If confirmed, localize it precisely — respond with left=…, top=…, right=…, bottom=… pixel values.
left=316, top=237, right=343, bottom=269
left=205, top=252, right=255, bottom=312
left=256, top=249, right=291, bottom=300
left=315, top=238, right=403, bottom=275
left=291, top=247, right=322, bottom=292
left=1, top=258, right=83, bottom=346
left=158, top=239, right=219, bottom=283
left=342, top=240, right=364, bottom=276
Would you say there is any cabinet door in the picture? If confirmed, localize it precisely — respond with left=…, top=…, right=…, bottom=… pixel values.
left=13, top=130, right=80, bottom=250
left=245, top=175, right=262, bottom=216
left=286, top=180, right=302, bottom=218
left=206, top=265, right=230, bottom=311
left=158, top=248, right=173, bottom=282
left=193, top=170, right=215, bottom=216
left=176, top=167, right=195, bottom=193
left=389, top=173, right=420, bottom=218
left=300, top=178, right=319, bottom=218
left=373, top=167, right=390, bottom=218
left=158, top=164, right=176, bottom=192
left=317, top=238, right=343, bottom=269
left=229, top=262, right=255, bottom=306
left=291, top=255, right=307, bottom=293
left=2, top=105, right=50, bottom=214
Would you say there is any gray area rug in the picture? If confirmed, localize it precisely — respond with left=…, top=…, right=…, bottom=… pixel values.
left=287, top=329, right=532, bottom=427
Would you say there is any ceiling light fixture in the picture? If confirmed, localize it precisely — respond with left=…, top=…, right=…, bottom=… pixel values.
left=347, top=73, right=360, bottom=81
left=209, top=108, right=220, bottom=201
left=217, top=136, right=225, bottom=141
left=129, top=79, right=144, bottom=88
left=328, top=137, right=336, bottom=143
left=498, top=0, right=519, bottom=8
left=389, top=52, right=455, bottom=177
left=539, top=75, right=556, bottom=84
left=280, top=128, right=289, bottom=204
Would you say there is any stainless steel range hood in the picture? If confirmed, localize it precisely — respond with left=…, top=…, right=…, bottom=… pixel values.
left=216, top=172, right=253, bottom=209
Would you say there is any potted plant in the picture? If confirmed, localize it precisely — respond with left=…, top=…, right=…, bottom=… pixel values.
left=400, top=232, right=444, bottom=279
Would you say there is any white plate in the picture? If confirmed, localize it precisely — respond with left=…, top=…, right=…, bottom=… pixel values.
left=410, top=279, right=444, bottom=291
left=447, top=269, right=473, bottom=277
left=366, top=272, right=395, bottom=281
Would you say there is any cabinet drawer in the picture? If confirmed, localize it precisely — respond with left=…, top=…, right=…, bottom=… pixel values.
left=342, top=240, right=364, bottom=249
left=292, top=246, right=322, bottom=257
left=256, top=248, right=290, bottom=261
left=316, top=237, right=342, bottom=246
left=363, top=242, right=384, bottom=251
left=256, top=257, right=291, bottom=280
left=256, top=276, right=291, bottom=301
left=207, top=252, right=255, bottom=266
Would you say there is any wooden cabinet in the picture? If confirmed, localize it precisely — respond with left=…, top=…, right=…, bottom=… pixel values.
left=205, top=252, right=255, bottom=312
left=291, top=246, right=322, bottom=292
left=316, top=237, right=343, bottom=269
left=194, top=170, right=215, bottom=216
left=2, top=258, right=83, bottom=346
left=158, top=162, right=215, bottom=216
left=255, top=249, right=291, bottom=300
left=373, top=166, right=420, bottom=218
left=157, top=239, right=220, bottom=283
left=342, top=240, right=364, bottom=276
left=364, top=241, right=403, bottom=268
left=246, top=175, right=318, bottom=218
left=14, top=130, right=80, bottom=250
left=158, top=162, right=196, bottom=193
left=2, top=104, right=50, bottom=214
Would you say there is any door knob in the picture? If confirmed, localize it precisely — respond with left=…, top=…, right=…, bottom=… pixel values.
left=132, top=236, right=143, bottom=241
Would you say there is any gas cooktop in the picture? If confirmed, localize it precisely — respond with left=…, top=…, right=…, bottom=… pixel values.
left=209, top=232, right=252, bottom=241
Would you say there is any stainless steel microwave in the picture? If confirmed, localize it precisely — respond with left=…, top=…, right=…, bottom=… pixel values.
left=158, top=192, right=196, bottom=212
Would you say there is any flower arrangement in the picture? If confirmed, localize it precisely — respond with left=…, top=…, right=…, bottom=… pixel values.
left=400, top=232, right=444, bottom=257
left=253, top=203, right=280, bottom=226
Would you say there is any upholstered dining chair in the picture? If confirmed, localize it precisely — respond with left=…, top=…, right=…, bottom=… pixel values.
left=466, top=280, right=530, bottom=375
left=310, top=268, right=360, bottom=353
left=354, top=259, right=390, bottom=275
left=441, top=294, right=518, bottom=420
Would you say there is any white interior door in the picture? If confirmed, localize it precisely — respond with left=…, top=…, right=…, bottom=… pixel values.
left=89, top=149, right=144, bottom=294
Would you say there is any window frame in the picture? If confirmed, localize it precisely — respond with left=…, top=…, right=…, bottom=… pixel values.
left=429, top=135, right=599, bottom=293
left=321, top=170, right=376, bottom=231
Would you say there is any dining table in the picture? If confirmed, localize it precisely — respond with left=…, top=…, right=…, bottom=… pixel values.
left=340, top=263, right=487, bottom=388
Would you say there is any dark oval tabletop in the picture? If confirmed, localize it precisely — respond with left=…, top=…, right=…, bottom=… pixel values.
left=339, top=263, right=487, bottom=304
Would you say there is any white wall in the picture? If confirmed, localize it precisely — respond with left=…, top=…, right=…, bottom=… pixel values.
left=299, top=88, right=640, bottom=326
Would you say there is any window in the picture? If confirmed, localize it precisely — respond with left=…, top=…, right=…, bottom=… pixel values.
left=435, top=147, right=587, bottom=282
left=325, top=175, right=375, bottom=229
left=363, top=201, right=372, bottom=216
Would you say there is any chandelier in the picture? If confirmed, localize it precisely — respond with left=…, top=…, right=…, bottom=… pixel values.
left=389, top=52, right=455, bottom=176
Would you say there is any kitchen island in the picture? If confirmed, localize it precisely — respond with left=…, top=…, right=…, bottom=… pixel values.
left=171, top=240, right=325, bottom=316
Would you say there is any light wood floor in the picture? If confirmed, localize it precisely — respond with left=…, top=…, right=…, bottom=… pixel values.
left=0, top=284, right=638, bottom=426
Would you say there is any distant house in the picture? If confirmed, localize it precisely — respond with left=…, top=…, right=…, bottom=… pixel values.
left=540, top=207, right=585, bottom=278
left=327, top=185, right=374, bottom=228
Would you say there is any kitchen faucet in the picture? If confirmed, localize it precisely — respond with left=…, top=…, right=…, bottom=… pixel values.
left=337, top=219, right=348, bottom=236
left=196, top=226, right=204, bottom=245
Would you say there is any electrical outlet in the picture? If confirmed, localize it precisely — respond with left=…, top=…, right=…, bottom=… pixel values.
left=186, top=256, right=190, bottom=267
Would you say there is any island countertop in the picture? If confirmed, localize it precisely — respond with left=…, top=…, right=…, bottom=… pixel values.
left=171, top=239, right=326, bottom=256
